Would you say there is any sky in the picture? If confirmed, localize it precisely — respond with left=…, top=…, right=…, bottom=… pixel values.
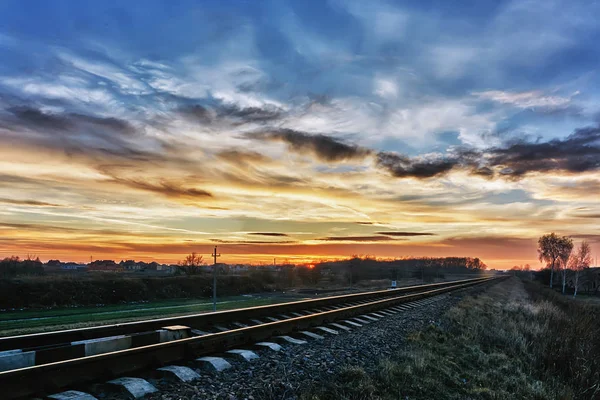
left=0, top=0, right=599, bottom=269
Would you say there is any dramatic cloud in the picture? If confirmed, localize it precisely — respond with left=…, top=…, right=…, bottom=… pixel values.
left=247, top=232, right=289, bottom=237
left=111, top=178, right=213, bottom=200
left=1, top=0, right=600, bottom=269
left=376, top=152, right=458, bottom=179
left=216, top=149, right=271, bottom=165
left=248, top=129, right=372, bottom=162
left=376, top=231, right=435, bottom=237
left=7, top=106, right=136, bottom=136
left=317, top=235, right=396, bottom=242
left=178, top=103, right=284, bottom=125
left=212, top=239, right=296, bottom=244
left=486, top=125, right=600, bottom=177
left=0, top=198, right=62, bottom=207
left=377, top=125, right=600, bottom=179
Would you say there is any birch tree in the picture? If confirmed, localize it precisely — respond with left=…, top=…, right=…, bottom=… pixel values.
left=559, top=237, right=574, bottom=295
left=573, top=241, right=592, bottom=298
left=538, top=233, right=572, bottom=289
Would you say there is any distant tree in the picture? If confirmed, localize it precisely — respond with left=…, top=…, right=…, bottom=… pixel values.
left=538, top=233, right=573, bottom=289
left=179, top=252, right=204, bottom=275
left=572, top=241, right=592, bottom=298
left=559, top=238, right=574, bottom=295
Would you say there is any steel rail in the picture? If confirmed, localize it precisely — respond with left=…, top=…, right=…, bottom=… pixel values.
left=0, top=276, right=502, bottom=399
left=0, top=276, right=491, bottom=351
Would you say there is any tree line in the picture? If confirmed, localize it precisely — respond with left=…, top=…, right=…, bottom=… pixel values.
left=0, top=256, right=44, bottom=278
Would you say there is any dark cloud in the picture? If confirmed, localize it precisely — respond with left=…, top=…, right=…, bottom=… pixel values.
left=216, top=149, right=271, bottom=164
left=8, top=106, right=136, bottom=136
left=486, top=125, right=600, bottom=177
left=112, top=178, right=213, bottom=199
left=211, top=239, right=296, bottom=244
left=572, top=214, right=600, bottom=219
left=249, top=129, right=372, bottom=162
left=377, top=124, right=600, bottom=179
left=376, top=231, right=435, bottom=237
left=317, top=235, right=396, bottom=242
left=178, top=103, right=283, bottom=125
left=247, top=232, right=289, bottom=237
left=177, top=105, right=212, bottom=124
left=218, top=104, right=283, bottom=124
left=376, top=152, right=458, bottom=178
left=0, top=198, right=62, bottom=207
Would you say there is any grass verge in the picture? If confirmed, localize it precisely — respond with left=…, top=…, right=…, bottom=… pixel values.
left=0, top=295, right=297, bottom=336
left=301, top=278, right=600, bottom=400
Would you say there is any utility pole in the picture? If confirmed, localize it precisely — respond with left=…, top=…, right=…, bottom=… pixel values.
left=212, top=246, right=220, bottom=312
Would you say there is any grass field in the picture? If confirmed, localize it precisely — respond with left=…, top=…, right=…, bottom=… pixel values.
left=0, top=294, right=302, bottom=336
left=301, top=278, right=600, bottom=400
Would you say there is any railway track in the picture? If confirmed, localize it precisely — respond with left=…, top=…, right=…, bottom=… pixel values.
left=0, top=276, right=501, bottom=399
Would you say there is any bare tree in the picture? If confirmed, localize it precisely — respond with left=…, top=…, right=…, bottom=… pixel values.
left=559, top=237, right=574, bottom=295
left=572, top=241, right=592, bottom=298
left=179, top=252, right=204, bottom=275
left=538, top=233, right=572, bottom=289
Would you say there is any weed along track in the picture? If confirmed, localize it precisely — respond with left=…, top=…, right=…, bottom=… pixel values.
left=0, top=277, right=502, bottom=399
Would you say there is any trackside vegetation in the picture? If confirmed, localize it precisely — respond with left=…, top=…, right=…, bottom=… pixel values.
left=301, top=278, right=600, bottom=400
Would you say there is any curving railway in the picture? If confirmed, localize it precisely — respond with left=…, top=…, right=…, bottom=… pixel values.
left=0, top=276, right=502, bottom=399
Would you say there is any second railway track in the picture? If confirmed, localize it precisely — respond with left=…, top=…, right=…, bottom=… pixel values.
left=0, top=276, right=502, bottom=399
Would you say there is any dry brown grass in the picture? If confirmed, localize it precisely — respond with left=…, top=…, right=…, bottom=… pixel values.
left=302, top=278, right=599, bottom=400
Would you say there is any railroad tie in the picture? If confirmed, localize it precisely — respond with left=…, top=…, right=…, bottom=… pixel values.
left=225, top=349, right=260, bottom=362
left=106, top=377, right=158, bottom=399
left=47, top=390, right=98, bottom=400
left=274, top=336, right=307, bottom=345
left=329, top=322, right=352, bottom=331
left=299, top=331, right=325, bottom=340
left=253, top=342, right=282, bottom=352
left=315, top=326, right=339, bottom=335
left=195, top=356, right=232, bottom=372
left=156, top=365, right=200, bottom=382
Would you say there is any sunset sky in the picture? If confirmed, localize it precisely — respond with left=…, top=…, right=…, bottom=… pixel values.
left=1, top=0, right=599, bottom=269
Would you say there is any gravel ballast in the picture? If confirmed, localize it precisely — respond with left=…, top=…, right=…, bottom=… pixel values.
left=95, top=285, right=492, bottom=400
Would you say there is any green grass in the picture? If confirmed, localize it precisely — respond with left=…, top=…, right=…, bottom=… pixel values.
left=301, top=278, right=600, bottom=400
left=0, top=294, right=299, bottom=336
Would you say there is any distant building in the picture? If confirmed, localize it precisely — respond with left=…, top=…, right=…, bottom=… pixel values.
left=89, top=260, right=122, bottom=272
left=44, top=260, right=87, bottom=271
